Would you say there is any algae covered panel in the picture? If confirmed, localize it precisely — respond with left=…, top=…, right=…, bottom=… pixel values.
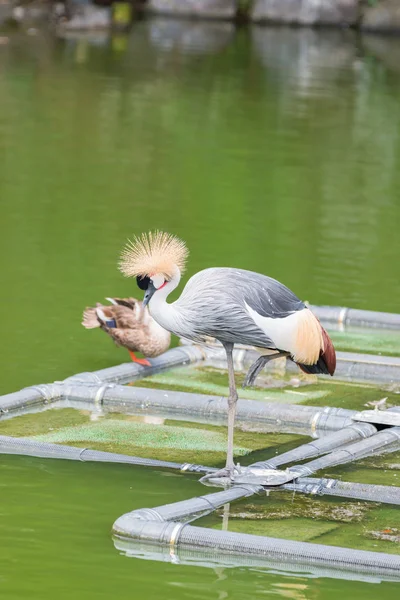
left=0, top=406, right=304, bottom=466
left=202, top=492, right=400, bottom=556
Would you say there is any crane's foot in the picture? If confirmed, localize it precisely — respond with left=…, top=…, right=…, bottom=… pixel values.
left=242, top=352, right=290, bottom=388
left=242, top=356, right=269, bottom=388
left=129, top=351, right=151, bottom=367
left=199, top=464, right=242, bottom=485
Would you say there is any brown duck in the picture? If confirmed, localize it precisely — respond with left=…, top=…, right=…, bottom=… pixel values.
left=82, top=297, right=171, bottom=366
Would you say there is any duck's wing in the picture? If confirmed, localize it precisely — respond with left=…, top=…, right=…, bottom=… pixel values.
left=82, top=298, right=143, bottom=330
left=83, top=298, right=170, bottom=355
left=82, top=307, right=101, bottom=329
left=105, top=297, right=146, bottom=324
left=88, top=305, right=139, bottom=350
left=105, top=297, right=137, bottom=310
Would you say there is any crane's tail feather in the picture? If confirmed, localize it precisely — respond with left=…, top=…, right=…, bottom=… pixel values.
left=297, top=359, right=330, bottom=375
left=296, top=326, right=336, bottom=376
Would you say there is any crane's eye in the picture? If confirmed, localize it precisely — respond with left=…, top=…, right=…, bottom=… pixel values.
left=136, top=276, right=150, bottom=291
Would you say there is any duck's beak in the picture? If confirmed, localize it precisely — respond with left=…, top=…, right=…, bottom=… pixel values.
left=143, top=282, right=157, bottom=307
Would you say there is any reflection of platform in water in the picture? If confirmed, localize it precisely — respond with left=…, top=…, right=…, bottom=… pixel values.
left=114, top=537, right=399, bottom=584
left=149, top=18, right=234, bottom=54
left=56, top=16, right=235, bottom=55
left=362, top=34, right=400, bottom=74
left=52, top=19, right=400, bottom=101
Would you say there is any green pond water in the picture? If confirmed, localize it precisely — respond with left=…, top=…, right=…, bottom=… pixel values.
left=1, top=18, right=400, bottom=599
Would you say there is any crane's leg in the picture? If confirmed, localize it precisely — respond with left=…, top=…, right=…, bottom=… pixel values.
left=243, top=351, right=290, bottom=388
left=200, top=341, right=239, bottom=483
left=224, top=341, right=238, bottom=476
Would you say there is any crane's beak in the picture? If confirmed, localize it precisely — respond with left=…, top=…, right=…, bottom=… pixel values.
left=142, top=282, right=157, bottom=307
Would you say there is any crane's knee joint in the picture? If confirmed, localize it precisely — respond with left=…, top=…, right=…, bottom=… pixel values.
left=228, top=394, right=238, bottom=407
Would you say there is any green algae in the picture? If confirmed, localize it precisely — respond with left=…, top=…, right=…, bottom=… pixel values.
left=107, top=412, right=303, bottom=446
left=34, top=419, right=250, bottom=455
left=317, top=521, right=400, bottom=556
left=324, top=464, right=400, bottom=487
left=0, top=407, right=89, bottom=437
left=204, top=493, right=400, bottom=555
left=137, top=364, right=400, bottom=412
left=329, top=328, right=400, bottom=358
left=0, top=406, right=304, bottom=466
left=303, top=380, right=400, bottom=411
left=223, top=517, right=340, bottom=542
left=1, top=372, right=399, bottom=555
left=1, top=374, right=399, bottom=473
left=135, top=367, right=328, bottom=404
left=63, top=441, right=230, bottom=467
left=218, top=495, right=373, bottom=524
left=314, top=446, right=400, bottom=485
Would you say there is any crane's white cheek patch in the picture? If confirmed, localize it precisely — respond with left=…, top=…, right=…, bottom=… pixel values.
left=152, top=274, right=165, bottom=289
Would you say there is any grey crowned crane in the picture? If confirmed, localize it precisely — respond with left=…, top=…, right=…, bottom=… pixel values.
left=119, top=231, right=336, bottom=478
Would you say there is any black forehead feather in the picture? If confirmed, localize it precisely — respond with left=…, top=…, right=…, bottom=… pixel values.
left=136, top=275, right=150, bottom=291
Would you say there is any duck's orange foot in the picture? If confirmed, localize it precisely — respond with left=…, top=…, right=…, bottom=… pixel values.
left=128, top=351, right=151, bottom=367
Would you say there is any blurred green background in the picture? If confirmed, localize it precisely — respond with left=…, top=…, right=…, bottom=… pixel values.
left=1, top=23, right=400, bottom=393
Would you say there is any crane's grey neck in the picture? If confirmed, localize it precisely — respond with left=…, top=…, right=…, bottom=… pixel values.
left=148, top=266, right=182, bottom=334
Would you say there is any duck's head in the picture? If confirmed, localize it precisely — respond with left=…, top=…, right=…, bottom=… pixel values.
left=119, top=230, right=188, bottom=306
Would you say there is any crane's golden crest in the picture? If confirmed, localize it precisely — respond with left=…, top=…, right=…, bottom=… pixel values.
left=119, top=231, right=189, bottom=279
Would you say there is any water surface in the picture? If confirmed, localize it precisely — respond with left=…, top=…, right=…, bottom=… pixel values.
left=1, top=22, right=400, bottom=393
left=1, top=20, right=400, bottom=600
